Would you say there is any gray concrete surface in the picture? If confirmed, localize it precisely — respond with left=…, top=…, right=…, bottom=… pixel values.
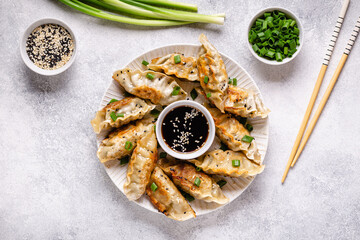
left=1, top=0, right=359, bottom=239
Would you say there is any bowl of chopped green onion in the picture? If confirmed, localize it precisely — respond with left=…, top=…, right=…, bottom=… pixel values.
left=247, top=7, right=303, bottom=65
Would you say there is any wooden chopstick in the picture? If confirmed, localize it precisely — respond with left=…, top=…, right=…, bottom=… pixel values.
left=291, top=16, right=360, bottom=166
left=281, top=0, right=350, bottom=183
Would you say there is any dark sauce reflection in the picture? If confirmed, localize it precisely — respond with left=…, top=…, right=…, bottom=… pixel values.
left=161, top=106, right=209, bottom=153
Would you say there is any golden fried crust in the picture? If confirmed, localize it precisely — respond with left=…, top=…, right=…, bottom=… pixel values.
left=146, top=167, right=195, bottom=221
left=198, top=34, right=228, bottom=112
left=124, top=128, right=157, bottom=201
left=91, top=97, right=155, bottom=134
left=149, top=54, right=198, bottom=81
left=189, top=150, right=265, bottom=178
left=133, top=86, right=163, bottom=104
left=146, top=186, right=168, bottom=215
left=103, top=97, right=132, bottom=110
left=158, top=159, right=229, bottom=204
left=224, top=85, right=270, bottom=118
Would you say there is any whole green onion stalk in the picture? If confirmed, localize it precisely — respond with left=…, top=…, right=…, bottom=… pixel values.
left=58, top=0, right=225, bottom=27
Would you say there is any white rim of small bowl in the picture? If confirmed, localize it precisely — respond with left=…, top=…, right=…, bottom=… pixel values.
left=20, top=18, right=77, bottom=76
left=247, top=7, right=304, bottom=65
left=156, top=100, right=215, bottom=160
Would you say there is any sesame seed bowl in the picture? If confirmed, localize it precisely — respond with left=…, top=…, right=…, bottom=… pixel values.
left=20, top=18, right=77, bottom=76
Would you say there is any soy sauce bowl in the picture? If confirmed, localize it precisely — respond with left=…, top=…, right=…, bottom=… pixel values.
left=156, top=100, right=215, bottom=160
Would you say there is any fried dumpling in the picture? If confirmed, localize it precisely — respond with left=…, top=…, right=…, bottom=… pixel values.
left=158, top=158, right=229, bottom=204
left=97, top=118, right=154, bottom=163
left=148, top=53, right=198, bottom=81
left=113, top=68, right=186, bottom=105
left=146, top=166, right=196, bottom=221
left=224, top=85, right=270, bottom=118
left=205, top=104, right=262, bottom=164
left=91, top=97, right=155, bottom=134
left=124, top=126, right=157, bottom=201
left=188, top=150, right=265, bottom=178
left=197, top=34, right=228, bottom=112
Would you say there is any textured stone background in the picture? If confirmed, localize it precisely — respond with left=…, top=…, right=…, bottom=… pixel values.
left=1, top=0, right=359, bottom=239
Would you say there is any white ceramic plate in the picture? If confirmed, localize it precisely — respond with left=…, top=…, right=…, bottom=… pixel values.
left=96, top=44, right=269, bottom=217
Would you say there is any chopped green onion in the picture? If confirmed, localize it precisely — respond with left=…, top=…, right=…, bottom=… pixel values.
left=119, top=155, right=130, bottom=165
left=264, top=12, right=271, bottom=18
left=154, top=125, right=156, bottom=131
left=252, top=44, right=260, bottom=53
left=245, top=123, right=253, bottom=132
left=220, top=142, right=229, bottom=151
left=142, top=60, right=149, bottom=66
left=196, top=166, right=202, bottom=171
left=194, top=177, right=201, bottom=187
left=275, top=52, right=282, bottom=62
left=125, top=141, right=133, bottom=151
left=108, top=98, right=118, bottom=104
left=174, top=55, right=181, bottom=64
left=288, top=39, right=296, bottom=50
left=241, top=135, right=254, bottom=143
left=281, top=21, right=290, bottom=31
left=290, top=20, right=296, bottom=27
left=232, top=78, right=237, bottom=86
left=203, top=75, right=209, bottom=84
left=146, top=73, right=155, bottom=80
left=257, top=32, right=265, bottom=39
left=265, top=50, right=275, bottom=58
left=293, top=27, right=300, bottom=35
left=228, top=78, right=233, bottom=84
left=151, top=182, right=158, bottom=192
left=150, top=109, right=160, bottom=117
left=259, top=47, right=267, bottom=56
left=217, top=179, right=227, bottom=188
left=171, top=86, right=181, bottom=95
left=284, top=46, right=289, bottom=55
left=160, top=152, right=167, bottom=158
left=262, top=20, right=267, bottom=30
left=110, top=112, right=124, bottom=121
left=272, top=30, right=280, bottom=37
left=264, top=29, right=272, bottom=39
left=190, top=88, right=198, bottom=100
left=232, top=159, right=240, bottom=167
left=206, top=92, right=211, bottom=98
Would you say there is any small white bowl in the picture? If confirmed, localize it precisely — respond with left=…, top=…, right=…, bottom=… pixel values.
left=20, top=18, right=77, bottom=76
left=247, top=7, right=304, bottom=65
left=156, top=100, right=215, bottom=160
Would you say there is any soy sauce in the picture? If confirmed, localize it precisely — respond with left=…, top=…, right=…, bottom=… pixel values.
left=161, top=106, right=209, bottom=153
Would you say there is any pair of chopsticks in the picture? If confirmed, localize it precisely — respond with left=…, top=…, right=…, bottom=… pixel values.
left=282, top=0, right=359, bottom=183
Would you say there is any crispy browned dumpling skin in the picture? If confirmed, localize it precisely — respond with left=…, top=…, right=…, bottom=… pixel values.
left=146, top=166, right=196, bottom=221
left=205, top=104, right=262, bottom=164
left=124, top=127, right=157, bottom=201
left=158, top=158, right=229, bottom=204
left=91, top=97, right=155, bottom=134
left=148, top=53, right=198, bottom=81
left=188, top=150, right=264, bottom=178
left=197, top=34, right=228, bottom=112
left=224, top=86, right=270, bottom=118
left=96, top=118, right=154, bottom=163
left=113, top=68, right=186, bottom=105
